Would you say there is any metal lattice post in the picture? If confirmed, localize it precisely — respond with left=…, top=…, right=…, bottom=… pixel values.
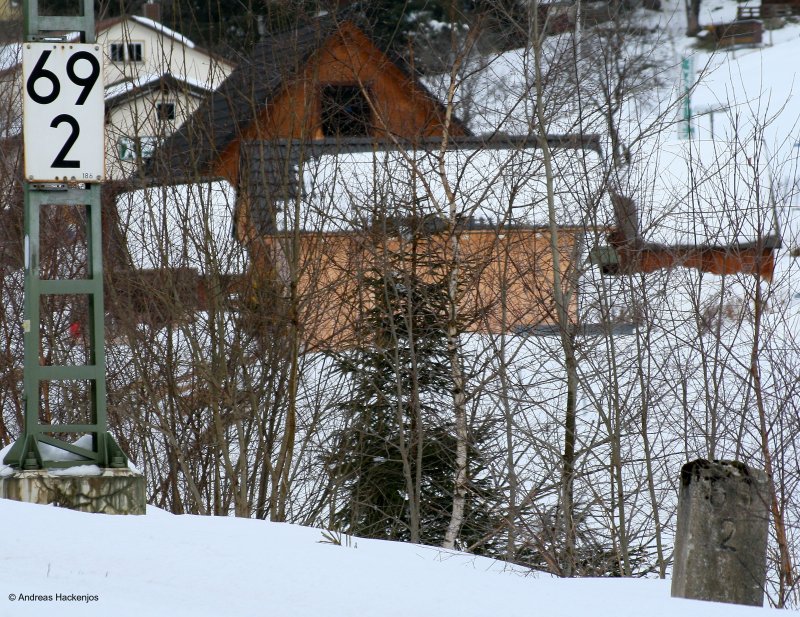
left=4, top=0, right=127, bottom=469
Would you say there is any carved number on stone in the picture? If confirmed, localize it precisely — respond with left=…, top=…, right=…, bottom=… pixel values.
left=719, top=519, right=737, bottom=552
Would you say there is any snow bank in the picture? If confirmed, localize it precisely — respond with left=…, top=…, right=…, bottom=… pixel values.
left=0, top=497, right=784, bottom=617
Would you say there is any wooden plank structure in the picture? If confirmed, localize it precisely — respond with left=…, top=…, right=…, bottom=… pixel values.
left=761, top=0, right=800, bottom=14
left=705, top=19, right=763, bottom=47
left=736, top=1, right=798, bottom=19
left=147, top=16, right=604, bottom=347
left=604, top=194, right=780, bottom=281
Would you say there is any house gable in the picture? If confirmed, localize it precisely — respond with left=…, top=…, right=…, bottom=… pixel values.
left=261, top=23, right=461, bottom=141
left=98, top=16, right=233, bottom=92
left=151, top=18, right=468, bottom=184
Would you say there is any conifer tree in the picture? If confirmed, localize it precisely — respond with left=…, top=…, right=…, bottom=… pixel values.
left=327, top=230, right=499, bottom=550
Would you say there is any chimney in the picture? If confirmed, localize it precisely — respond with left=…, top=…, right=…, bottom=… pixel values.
left=142, top=2, right=161, bottom=23
left=256, top=15, right=266, bottom=41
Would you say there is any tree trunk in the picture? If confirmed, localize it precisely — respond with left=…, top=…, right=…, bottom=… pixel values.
left=685, top=0, right=701, bottom=36
left=443, top=327, right=468, bottom=549
left=750, top=278, right=794, bottom=606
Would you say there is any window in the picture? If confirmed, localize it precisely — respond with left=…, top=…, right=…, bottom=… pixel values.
left=110, top=43, right=125, bottom=62
left=156, top=102, right=176, bottom=122
left=117, top=136, right=157, bottom=161
left=109, top=41, right=143, bottom=63
left=127, top=43, right=143, bottom=62
left=320, top=85, right=371, bottom=137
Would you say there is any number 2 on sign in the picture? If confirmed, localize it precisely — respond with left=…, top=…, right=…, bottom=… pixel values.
left=26, top=49, right=100, bottom=169
left=719, top=519, right=736, bottom=552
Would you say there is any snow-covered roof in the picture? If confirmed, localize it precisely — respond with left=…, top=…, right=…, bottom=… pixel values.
left=621, top=138, right=781, bottom=247
left=130, top=15, right=197, bottom=49
left=104, top=72, right=213, bottom=103
left=245, top=143, right=612, bottom=234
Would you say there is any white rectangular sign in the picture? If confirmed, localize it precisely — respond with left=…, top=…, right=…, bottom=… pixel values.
left=23, top=43, right=105, bottom=183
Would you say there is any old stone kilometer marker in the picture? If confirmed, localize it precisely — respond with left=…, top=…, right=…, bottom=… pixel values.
left=671, top=459, right=769, bottom=606
left=0, top=0, right=144, bottom=514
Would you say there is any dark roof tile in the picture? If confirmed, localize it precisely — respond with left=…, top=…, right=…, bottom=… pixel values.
left=148, top=16, right=341, bottom=181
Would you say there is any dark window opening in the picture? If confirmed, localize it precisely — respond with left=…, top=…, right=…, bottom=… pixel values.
left=156, top=102, right=176, bottom=121
left=109, top=43, right=125, bottom=62
left=321, top=85, right=371, bottom=138
left=127, top=43, right=143, bottom=62
left=109, top=42, right=143, bottom=63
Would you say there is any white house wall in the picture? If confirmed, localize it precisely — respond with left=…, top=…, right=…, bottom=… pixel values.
left=98, top=17, right=232, bottom=92
left=106, top=87, right=205, bottom=180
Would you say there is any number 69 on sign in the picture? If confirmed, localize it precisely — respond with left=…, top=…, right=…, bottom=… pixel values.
left=22, top=43, right=105, bottom=183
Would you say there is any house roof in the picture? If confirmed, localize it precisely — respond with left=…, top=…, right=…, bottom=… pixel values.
left=620, top=138, right=782, bottom=249
left=239, top=137, right=611, bottom=236
left=94, top=15, right=195, bottom=47
left=105, top=73, right=213, bottom=111
left=148, top=15, right=470, bottom=181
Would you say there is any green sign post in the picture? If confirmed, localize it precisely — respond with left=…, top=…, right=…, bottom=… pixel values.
left=4, top=0, right=127, bottom=469
left=680, top=56, right=694, bottom=139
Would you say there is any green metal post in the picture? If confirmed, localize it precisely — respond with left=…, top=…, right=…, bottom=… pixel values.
left=4, top=0, right=127, bottom=469
left=680, top=56, right=694, bottom=139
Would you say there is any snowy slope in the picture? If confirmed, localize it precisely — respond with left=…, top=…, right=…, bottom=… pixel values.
left=0, top=498, right=783, bottom=617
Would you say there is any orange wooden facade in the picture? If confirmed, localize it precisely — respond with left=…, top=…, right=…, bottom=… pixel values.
left=214, top=22, right=464, bottom=184
left=254, top=228, right=581, bottom=350
left=619, top=245, right=775, bottom=280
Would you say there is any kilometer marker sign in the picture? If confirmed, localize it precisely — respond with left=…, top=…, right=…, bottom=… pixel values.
left=23, top=42, right=105, bottom=183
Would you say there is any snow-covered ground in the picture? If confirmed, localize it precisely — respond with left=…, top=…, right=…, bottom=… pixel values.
left=0, top=497, right=783, bottom=617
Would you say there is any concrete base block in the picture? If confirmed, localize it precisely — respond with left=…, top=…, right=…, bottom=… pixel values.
left=0, top=469, right=145, bottom=515
left=671, top=459, right=769, bottom=606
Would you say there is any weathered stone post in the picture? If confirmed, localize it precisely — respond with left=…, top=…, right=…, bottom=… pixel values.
left=671, top=459, right=769, bottom=606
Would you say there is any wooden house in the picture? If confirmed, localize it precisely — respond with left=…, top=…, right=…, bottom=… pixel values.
left=148, top=17, right=607, bottom=348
